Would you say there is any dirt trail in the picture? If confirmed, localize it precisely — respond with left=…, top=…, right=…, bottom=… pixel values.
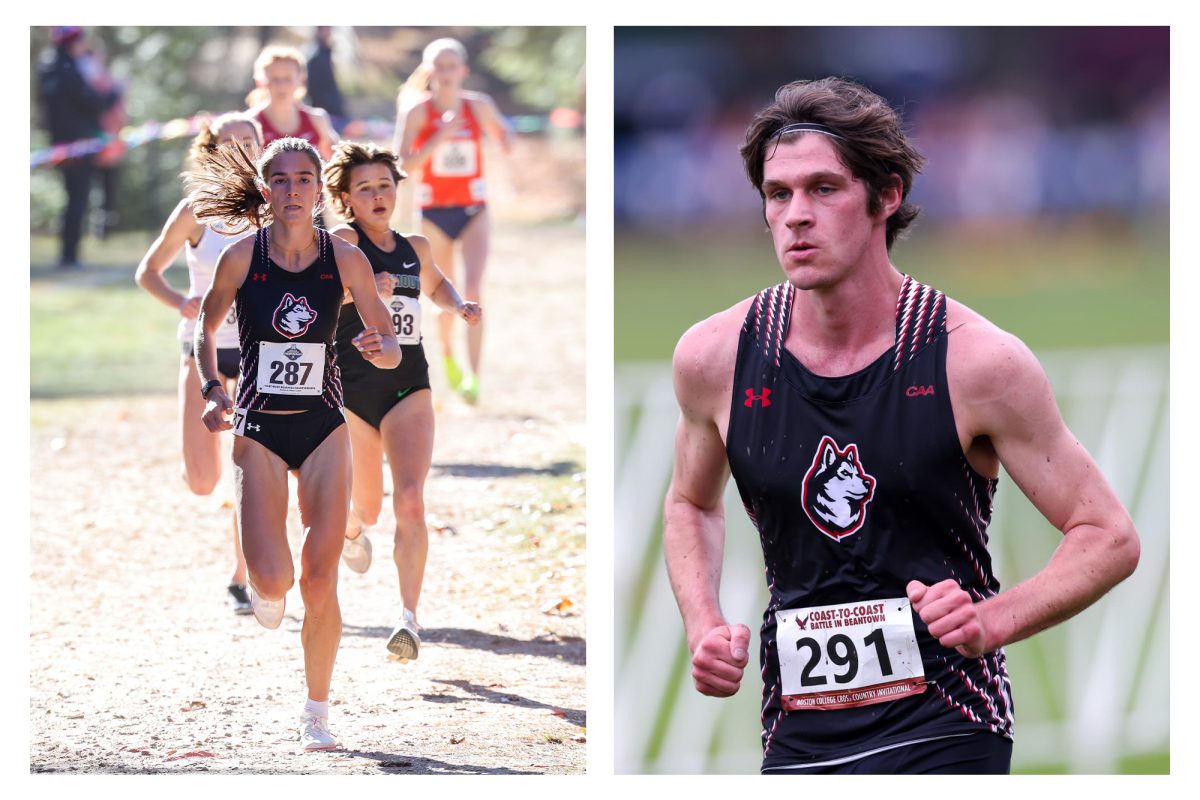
left=29, top=220, right=586, bottom=774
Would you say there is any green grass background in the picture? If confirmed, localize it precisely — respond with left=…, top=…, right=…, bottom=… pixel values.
left=616, top=218, right=1169, bottom=359
left=30, top=232, right=188, bottom=398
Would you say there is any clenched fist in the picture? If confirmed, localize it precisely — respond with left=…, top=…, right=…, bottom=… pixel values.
left=690, top=624, right=751, bottom=697
left=907, top=579, right=990, bottom=658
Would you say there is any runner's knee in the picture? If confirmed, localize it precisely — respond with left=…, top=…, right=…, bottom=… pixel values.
left=392, top=484, right=426, bottom=531
left=299, top=567, right=338, bottom=613
left=249, top=565, right=294, bottom=601
left=181, top=464, right=220, bottom=497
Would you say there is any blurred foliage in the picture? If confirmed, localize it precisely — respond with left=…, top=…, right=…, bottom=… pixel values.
left=480, top=27, right=585, bottom=111
left=30, top=26, right=584, bottom=238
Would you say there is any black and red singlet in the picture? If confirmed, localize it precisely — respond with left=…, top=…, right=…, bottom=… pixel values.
left=725, top=275, right=1014, bottom=772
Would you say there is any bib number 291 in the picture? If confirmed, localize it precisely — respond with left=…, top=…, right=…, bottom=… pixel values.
left=776, top=597, right=926, bottom=711
left=795, top=628, right=892, bottom=686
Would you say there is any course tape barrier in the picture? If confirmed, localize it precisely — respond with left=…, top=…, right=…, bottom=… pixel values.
left=31, top=109, right=584, bottom=169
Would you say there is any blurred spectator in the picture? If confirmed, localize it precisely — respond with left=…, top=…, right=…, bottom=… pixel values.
left=306, top=26, right=346, bottom=127
left=76, top=36, right=127, bottom=239
left=36, top=27, right=121, bottom=268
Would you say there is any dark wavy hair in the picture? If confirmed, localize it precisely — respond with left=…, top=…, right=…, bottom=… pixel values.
left=740, top=77, right=926, bottom=250
left=186, top=137, right=323, bottom=233
left=322, top=140, right=407, bottom=222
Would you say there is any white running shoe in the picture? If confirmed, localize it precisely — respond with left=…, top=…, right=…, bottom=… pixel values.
left=299, top=713, right=338, bottom=751
left=341, top=531, right=372, bottom=574
left=387, top=608, right=421, bottom=660
left=249, top=586, right=285, bottom=630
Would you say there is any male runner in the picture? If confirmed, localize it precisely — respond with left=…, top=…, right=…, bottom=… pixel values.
left=663, top=77, right=1140, bottom=774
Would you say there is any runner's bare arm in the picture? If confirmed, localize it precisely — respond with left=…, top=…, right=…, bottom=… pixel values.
left=335, top=239, right=401, bottom=368
left=135, top=198, right=203, bottom=318
left=194, top=237, right=252, bottom=431
left=664, top=314, right=751, bottom=696
left=411, top=234, right=480, bottom=323
left=467, top=92, right=514, bottom=152
left=911, top=321, right=1141, bottom=657
left=327, top=224, right=362, bottom=305
left=306, top=105, right=339, bottom=161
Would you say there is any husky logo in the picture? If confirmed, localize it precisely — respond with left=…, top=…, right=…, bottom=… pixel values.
left=801, top=435, right=877, bottom=540
left=272, top=293, right=317, bottom=338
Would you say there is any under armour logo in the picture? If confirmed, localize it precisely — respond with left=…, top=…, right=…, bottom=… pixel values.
left=246, top=422, right=261, bottom=432
left=744, top=388, right=772, bottom=407
left=905, top=385, right=935, bottom=397
left=252, top=273, right=267, bottom=282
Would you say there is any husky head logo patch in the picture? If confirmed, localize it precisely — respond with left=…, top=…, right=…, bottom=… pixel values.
left=802, top=435, right=876, bottom=540
left=272, top=293, right=317, bottom=338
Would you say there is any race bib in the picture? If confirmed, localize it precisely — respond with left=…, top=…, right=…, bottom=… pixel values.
left=776, top=597, right=926, bottom=711
left=256, top=341, right=325, bottom=396
left=389, top=295, right=422, bottom=345
left=431, top=139, right=477, bottom=177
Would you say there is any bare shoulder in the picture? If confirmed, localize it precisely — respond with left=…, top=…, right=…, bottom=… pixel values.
left=222, top=232, right=256, bottom=261
left=406, top=233, right=432, bottom=257
left=301, top=103, right=329, bottom=120
left=945, top=296, right=1048, bottom=406
left=328, top=223, right=359, bottom=245
left=330, top=232, right=365, bottom=259
left=672, top=297, right=754, bottom=417
left=461, top=90, right=496, bottom=106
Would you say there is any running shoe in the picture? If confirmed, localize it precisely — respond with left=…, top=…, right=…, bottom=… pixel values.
left=460, top=374, right=479, bottom=405
left=341, top=530, right=372, bottom=573
left=227, top=583, right=253, bottom=616
left=387, top=608, right=422, bottom=660
left=443, top=355, right=464, bottom=391
left=299, top=713, right=338, bottom=751
left=249, top=586, right=285, bottom=630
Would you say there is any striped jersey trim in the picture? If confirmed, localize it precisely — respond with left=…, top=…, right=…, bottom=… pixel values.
left=894, top=274, right=946, bottom=371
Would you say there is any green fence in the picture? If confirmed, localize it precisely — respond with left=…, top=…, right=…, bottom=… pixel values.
left=615, top=345, right=1168, bottom=774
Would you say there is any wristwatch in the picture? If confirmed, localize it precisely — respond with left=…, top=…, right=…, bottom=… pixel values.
left=201, top=378, right=221, bottom=400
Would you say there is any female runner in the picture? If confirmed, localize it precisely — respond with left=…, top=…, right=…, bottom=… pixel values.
left=324, top=140, right=481, bottom=659
left=394, top=37, right=510, bottom=404
left=246, top=45, right=338, bottom=160
left=188, top=136, right=399, bottom=750
left=134, top=112, right=262, bottom=615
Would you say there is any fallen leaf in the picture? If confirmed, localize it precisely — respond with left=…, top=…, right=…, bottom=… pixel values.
left=180, top=700, right=206, bottom=712
left=540, top=597, right=574, bottom=614
left=544, top=735, right=563, bottom=744
left=449, top=735, right=466, bottom=744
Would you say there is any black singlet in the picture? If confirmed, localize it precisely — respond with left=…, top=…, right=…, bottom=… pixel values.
left=725, top=276, right=1014, bottom=772
left=234, top=227, right=345, bottom=412
left=335, top=222, right=430, bottom=389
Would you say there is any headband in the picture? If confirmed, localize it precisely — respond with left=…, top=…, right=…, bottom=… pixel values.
left=769, top=122, right=844, bottom=140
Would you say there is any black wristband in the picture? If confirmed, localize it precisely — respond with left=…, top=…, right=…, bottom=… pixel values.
left=201, top=378, right=221, bottom=400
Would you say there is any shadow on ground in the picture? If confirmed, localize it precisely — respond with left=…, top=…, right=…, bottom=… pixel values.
left=339, top=624, right=585, bottom=667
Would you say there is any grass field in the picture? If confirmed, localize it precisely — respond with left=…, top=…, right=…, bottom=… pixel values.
left=30, top=232, right=189, bottom=398
left=615, top=216, right=1169, bottom=360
